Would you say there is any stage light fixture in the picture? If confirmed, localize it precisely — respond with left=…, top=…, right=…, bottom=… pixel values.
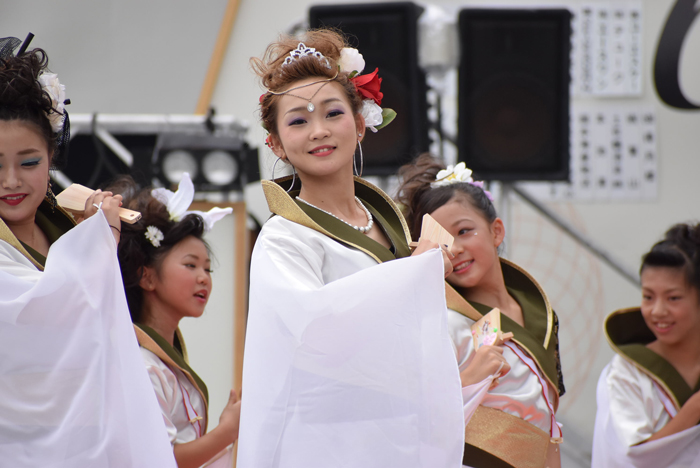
left=152, top=132, right=255, bottom=193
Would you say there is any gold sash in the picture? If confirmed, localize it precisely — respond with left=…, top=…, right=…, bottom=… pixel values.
left=465, top=406, right=550, bottom=468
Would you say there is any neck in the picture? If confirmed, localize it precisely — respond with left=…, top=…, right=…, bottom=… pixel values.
left=5, top=218, right=37, bottom=246
left=459, top=263, right=511, bottom=310
left=141, top=297, right=180, bottom=346
left=297, top=168, right=360, bottom=218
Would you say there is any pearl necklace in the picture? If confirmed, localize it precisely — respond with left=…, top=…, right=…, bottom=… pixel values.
left=296, top=196, right=374, bottom=234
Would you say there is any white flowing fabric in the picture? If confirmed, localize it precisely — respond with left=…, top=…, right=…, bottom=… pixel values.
left=0, top=212, right=177, bottom=468
left=238, top=216, right=465, bottom=468
left=592, top=357, right=700, bottom=468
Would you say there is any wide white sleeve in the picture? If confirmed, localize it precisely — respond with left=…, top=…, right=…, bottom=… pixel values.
left=0, top=240, right=42, bottom=282
left=592, top=358, right=700, bottom=468
left=238, top=220, right=465, bottom=468
left=0, top=212, right=177, bottom=468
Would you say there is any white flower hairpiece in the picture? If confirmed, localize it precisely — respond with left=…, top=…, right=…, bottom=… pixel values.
left=432, top=162, right=473, bottom=187
left=145, top=225, right=164, bottom=248
left=361, top=100, right=383, bottom=132
left=37, top=73, right=66, bottom=133
left=151, top=173, right=233, bottom=232
left=431, top=162, right=495, bottom=202
left=338, top=48, right=365, bottom=75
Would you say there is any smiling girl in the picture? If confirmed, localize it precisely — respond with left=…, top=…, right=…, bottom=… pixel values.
left=239, top=31, right=466, bottom=467
left=397, top=154, right=565, bottom=468
left=0, top=40, right=176, bottom=466
left=592, top=223, right=700, bottom=467
left=113, top=174, right=239, bottom=468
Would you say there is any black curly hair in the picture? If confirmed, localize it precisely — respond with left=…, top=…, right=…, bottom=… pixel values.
left=0, top=47, right=63, bottom=165
left=106, top=176, right=211, bottom=323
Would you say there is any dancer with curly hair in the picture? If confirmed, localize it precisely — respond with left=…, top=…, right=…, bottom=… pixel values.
left=238, top=30, right=467, bottom=467
left=0, top=36, right=176, bottom=467
left=111, top=174, right=239, bottom=468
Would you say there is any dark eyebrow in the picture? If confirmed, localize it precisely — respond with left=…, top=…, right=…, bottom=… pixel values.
left=0, top=149, right=43, bottom=157
left=284, top=97, right=343, bottom=116
left=183, top=253, right=211, bottom=262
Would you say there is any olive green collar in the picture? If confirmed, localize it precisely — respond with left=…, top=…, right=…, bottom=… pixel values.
left=605, top=308, right=700, bottom=410
left=0, top=198, right=76, bottom=270
left=262, top=176, right=412, bottom=262
left=446, top=258, right=561, bottom=402
left=135, top=324, right=209, bottom=410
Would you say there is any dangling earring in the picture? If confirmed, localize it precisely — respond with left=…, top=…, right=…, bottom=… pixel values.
left=354, top=134, right=364, bottom=178
left=46, top=181, right=57, bottom=212
left=271, top=157, right=296, bottom=193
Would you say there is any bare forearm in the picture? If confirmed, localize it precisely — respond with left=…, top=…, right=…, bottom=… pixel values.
left=172, top=425, right=233, bottom=468
left=645, top=404, right=700, bottom=443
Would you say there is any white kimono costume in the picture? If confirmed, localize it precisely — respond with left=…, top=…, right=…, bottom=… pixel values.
left=238, top=177, right=465, bottom=468
left=0, top=203, right=176, bottom=468
left=445, top=260, right=565, bottom=468
left=592, top=307, right=700, bottom=468
left=136, top=325, right=234, bottom=468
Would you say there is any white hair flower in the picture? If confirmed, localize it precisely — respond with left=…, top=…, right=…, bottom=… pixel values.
left=432, top=162, right=474, bottom=187
left=338, top=47, right=365, bottom=75
left=145, top=226, right=164, bottom=248
left=361, top=100, right=383, bottom=133
left=37, top=73, right=66, bottom=133
left=151, top=173, right=232, bottom=232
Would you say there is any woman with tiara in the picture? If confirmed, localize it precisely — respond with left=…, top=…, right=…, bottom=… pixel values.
left=397, top=154, right=565, bottom=468
left=592, top=223, right=700, bottom=467
left=238, top=30, right=469, bottom=467
left=0, top=37, right=175, bottom=466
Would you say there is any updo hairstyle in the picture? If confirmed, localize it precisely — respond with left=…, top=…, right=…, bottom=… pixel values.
left=108, top=176, right=209, bottom=323
left=397, top=153, right=497, bottom=240
left=641, top=223, right=700, bottom=292
left=252, top=29, right=363, bottom=137
left=0, top=48, right=58, bottom=161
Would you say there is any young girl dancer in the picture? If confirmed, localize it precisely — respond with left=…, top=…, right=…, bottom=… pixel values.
left=114, top=174, right=240, bottom=468
left=592, top=223, right=700, bottom=467
left=397, top=154, right=565, bottom=468
left=239, top=30, right=468, bottom=467
left=0, top=37, right=176, bottom=466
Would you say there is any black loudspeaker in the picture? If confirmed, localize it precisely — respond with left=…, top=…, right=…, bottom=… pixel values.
left=309, top=2, right=429, bottom=176
left=458, top=9, right=571, bottom=181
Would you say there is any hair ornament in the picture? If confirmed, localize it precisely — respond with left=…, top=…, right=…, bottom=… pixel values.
left=284, top=42, right=331, bottom=69
left=338, top=47, right=396, bottom=133
left=37, top=72, right=67, bottom=133
left=431, top=162, right=495, bottom=202
left=151, top=173, right=233, bottom=232
left=144, top=225, right=164, bottom=248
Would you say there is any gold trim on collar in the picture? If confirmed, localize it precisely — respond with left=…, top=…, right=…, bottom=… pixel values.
left=261, top=177, right=409, bottom=264
left=135, top=326, right=209, bottom=433
left=501, top=258, right=554, bottom=349
left=604, top=307, right=680, bottom=410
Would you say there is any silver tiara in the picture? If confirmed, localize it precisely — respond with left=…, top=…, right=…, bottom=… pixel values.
left=283, top=42, right=331, bottom=69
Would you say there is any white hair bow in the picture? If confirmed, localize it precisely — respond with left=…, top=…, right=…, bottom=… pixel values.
left=151, top=173, right=233, bottom=232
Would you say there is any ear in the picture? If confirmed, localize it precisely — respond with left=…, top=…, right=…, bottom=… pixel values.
left=139, top=266, right=156, bottom=292
left=355, top=113, right=366, bottom=141
left=269, top=134, right=286, bottom=160
left=491, top=217, right=505, bottom=248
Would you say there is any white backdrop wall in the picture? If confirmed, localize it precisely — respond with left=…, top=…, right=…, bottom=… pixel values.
left=3, top=0, right=699, bottom=463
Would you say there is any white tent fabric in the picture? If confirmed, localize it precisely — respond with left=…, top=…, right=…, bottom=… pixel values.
left=0, top=211, right=177, bottom=468
left=238, top=217, right=465, bottom=468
